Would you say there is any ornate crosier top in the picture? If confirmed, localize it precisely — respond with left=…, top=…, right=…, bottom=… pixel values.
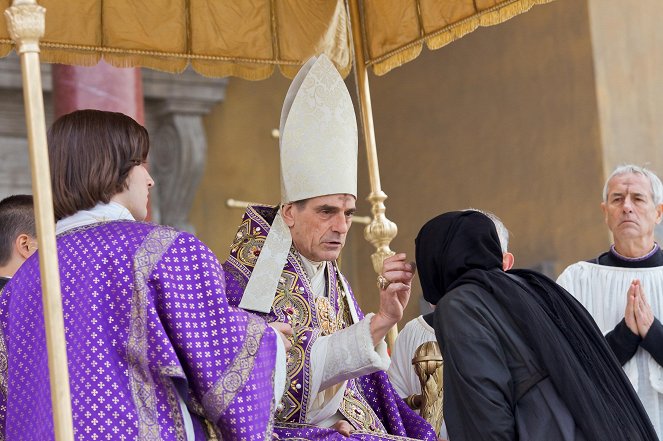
left=5, top=1, right=45, bottom=54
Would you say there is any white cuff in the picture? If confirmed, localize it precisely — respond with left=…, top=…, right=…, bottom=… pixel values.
left=305, top=314, right=390, bottom=424
left=317, top=313, right=390, bottom=392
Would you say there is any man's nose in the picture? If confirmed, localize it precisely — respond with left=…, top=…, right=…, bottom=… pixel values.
left=332, top=213, right=350, bottom=233
left=623, top=196, right=634, bottom=212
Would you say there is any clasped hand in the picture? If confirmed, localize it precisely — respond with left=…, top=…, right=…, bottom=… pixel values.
left=625, top=279, right=654, bottom=338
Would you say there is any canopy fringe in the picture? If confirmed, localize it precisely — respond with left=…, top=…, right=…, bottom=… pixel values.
left=40, top=49, right=101, bottom=67
left=194, top=61, right=274, bottom=81
left=371, top=0, right=555, bottom=76
left=280, top=60, right=352, bottom=80
left=372, top=45, right=422, bottom=77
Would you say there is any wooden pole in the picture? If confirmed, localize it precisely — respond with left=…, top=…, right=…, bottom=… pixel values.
left=4, top=1, right=74, bottom=439
left=346, top=0, right=399, bottom=348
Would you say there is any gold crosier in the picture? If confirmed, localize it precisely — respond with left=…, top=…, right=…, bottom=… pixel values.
left=4, top=0, right=74, bottom=440
left=347, top=0, right=399, bottom=348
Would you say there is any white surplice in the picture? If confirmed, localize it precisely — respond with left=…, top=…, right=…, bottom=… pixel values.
left=558, top=262, right=663, bottom=438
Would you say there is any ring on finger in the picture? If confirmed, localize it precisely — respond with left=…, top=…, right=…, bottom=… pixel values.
left=377, top=274, right=391, bottom=290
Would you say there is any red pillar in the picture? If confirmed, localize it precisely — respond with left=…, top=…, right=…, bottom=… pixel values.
left=51, top=61, right=144, bottom=124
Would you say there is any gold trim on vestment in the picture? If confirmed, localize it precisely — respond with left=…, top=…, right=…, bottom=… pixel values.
left=0, top=326, right=7, bottom=400
left=160, top=369, right=187, bottom=441
left=128, top=226, right=179, bottom=440
left=201, top=313, right=266, bottom=422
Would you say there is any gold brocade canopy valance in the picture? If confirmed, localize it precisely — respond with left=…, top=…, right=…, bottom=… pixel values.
left=0, top=0, right=553, bottom=79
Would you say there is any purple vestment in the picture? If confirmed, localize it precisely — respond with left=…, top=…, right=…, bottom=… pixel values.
left=224, top=205, right=437, bottom=441
left=0, top=221, right=278, bottom=440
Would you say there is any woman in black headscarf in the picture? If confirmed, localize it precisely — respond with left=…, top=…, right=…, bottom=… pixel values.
left=416, top=210, right=657, bottom=441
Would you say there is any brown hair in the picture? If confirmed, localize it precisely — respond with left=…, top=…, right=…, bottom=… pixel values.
left=0, top=195, right=35, bottom=265
left=48, top=109, right=149, bottom=220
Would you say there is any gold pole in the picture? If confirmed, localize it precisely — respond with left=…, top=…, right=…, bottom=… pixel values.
left=347, top=0, right=399, bottom=348
left=5, top=1, right=74, bottom=440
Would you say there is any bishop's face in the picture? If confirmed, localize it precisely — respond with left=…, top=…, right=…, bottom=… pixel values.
left=282, top=194, right=356, bottom=262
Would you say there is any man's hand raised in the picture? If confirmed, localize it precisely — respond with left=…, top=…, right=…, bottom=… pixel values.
left=370, top=253, right=416, bottom=346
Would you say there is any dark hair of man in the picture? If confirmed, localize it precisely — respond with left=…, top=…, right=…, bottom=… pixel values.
left=0, top=195, right=35, bottom=266
left=48, top=109, right=150, bottom=220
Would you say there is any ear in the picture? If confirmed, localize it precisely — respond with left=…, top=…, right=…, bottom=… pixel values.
left=600, top=201, right=609, bottom=225
left=15, top=234, right=33, bottom=259
left=656, top=203, right=663, bottom=225
left=502, top=252, right=515, bottom=271
left=281, top=203, right=296, bottom=227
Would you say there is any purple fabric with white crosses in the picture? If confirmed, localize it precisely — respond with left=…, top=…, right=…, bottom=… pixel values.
left=0, top=220, right=278, bottom=440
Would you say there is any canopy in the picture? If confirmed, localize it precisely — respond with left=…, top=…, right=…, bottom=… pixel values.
left=1, top=0, right=553, bottom=79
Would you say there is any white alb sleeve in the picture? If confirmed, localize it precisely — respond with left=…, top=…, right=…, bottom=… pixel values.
left=305, top=313, right=390, bottom=424
left=272, top=328, right=288, bottom=402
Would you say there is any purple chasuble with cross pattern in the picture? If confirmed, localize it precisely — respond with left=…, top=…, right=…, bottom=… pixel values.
left=224, top=205, right=437, bottom=441
left=0, top=220, right=278, bottom=440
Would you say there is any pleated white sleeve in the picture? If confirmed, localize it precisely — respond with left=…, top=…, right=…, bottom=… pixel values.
left=306, top=313, right=390, bottom=425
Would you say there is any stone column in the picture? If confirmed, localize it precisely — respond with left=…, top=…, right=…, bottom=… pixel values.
left=142, top=69, right=227, bottom=232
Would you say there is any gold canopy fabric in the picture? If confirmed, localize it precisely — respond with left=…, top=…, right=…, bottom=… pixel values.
left=0, top=0, right=553, bottom=79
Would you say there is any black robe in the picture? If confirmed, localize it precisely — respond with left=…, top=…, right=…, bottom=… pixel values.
left=437, top=283, right=584, bottom=440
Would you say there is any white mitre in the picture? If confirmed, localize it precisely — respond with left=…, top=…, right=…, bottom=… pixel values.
left=239, top=54, right=358, bottom=313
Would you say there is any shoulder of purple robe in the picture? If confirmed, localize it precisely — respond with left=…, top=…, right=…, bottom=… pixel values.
left=147, top=228, right=280, bottom=440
